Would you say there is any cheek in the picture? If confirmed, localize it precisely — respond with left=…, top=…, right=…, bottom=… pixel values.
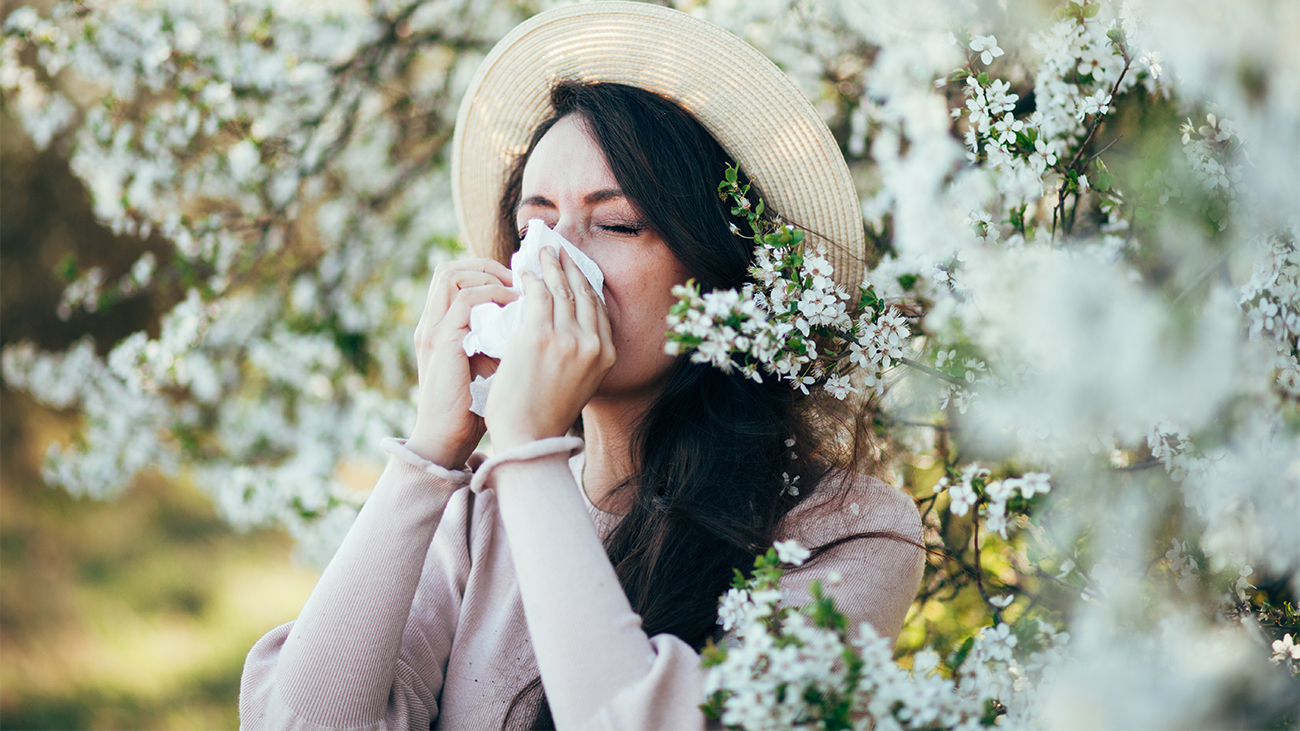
left=598, top=256, right=689, bottom=339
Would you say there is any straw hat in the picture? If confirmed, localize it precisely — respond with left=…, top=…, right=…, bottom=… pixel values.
left=450, top=0, right=865, bottom=288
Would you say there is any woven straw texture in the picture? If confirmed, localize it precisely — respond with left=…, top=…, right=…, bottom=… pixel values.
left=451, top=1, right=865, bottom=287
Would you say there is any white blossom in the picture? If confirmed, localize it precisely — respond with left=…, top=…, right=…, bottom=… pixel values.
left=969, top=34, right=1003, bottom=65
left=773, top=539, right=810, bottom=566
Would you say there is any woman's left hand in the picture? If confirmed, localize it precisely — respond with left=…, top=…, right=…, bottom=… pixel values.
left=484, top=246, right=616, bottom=451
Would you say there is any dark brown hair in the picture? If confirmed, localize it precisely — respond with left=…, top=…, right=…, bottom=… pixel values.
left=497, top=80, right=883, bottom=729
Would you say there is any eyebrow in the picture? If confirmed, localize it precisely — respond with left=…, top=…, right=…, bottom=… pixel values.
left=517, top=188, right=625, bottom=211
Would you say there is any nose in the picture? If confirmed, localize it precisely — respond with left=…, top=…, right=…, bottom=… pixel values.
left=552, top=216, right=583, bottom=245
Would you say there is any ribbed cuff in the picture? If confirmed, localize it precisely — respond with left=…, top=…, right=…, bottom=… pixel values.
left=380, top=437, right=474, bottom=485
left=469, top=436, right=585, bottom=493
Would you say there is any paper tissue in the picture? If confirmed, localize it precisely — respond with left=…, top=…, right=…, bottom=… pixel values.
left=461, top=219, right=605, bottom=415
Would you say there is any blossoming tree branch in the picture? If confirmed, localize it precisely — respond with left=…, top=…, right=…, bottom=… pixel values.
left=2, top=0, right=1297, bottom=726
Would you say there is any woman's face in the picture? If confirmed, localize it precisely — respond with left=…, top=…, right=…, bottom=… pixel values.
left=515, top=114, right=690, bottom=401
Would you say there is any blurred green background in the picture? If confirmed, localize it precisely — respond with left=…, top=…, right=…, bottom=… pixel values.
left=1, top=109, right=320, bottom=729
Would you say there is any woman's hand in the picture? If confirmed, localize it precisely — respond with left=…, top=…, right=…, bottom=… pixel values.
left=407, top=258, right=518, bottom=468
left=485, top=247, right=616, bottom=451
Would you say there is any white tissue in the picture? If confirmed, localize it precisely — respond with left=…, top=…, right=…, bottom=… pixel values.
left=462, top=219, right=605, bottom=415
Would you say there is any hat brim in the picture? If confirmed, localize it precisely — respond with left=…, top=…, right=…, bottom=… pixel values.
left=450, top=0, right=865, bottom=288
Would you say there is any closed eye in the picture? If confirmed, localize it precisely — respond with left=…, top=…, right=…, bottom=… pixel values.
left=599, top=224, right=646, bottom=236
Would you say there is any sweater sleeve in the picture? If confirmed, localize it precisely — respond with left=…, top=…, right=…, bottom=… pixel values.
left=238, top=438, right=473, bottom=731
left=479, top=454, right=924, bottom=731
left=476, top=443, right=701, bottom=731
left=777, top=473, right=926, bottom=645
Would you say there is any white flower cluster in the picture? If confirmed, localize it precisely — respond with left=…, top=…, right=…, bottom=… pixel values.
left=667, top=172, right=912, bottom=399
left=1164, top=538, right=1200, bottom=594
left=1, top=11, right=76, bottom=149
left=1179, top=113, right=1241, bottom=228
left=56, top=266, right=106, bottom=320
left=951, top=15, right=1141, bottom=215
left=107, top=289, right=216, bottom=395
left=666, top=287, right=782, bottom=380
left=667, top=264, right=911, bottom=400
left=1146, top=410, right=1300, bottom=581
left=1, top=0, right=479, bottom=562
left=848, top=307, right=909, bottom=394
left=1271, top=634, right=1300, bottom=675
left=705, top=610, right=855, bottom=729
left=2, top=337, right=173, bottom=499
left=1238, top=231, right=1300, bottom=397
left=704, top=541, right=1070, bottom=731
left=930, top=350, right=1004, bottom=415
left=934, top=463, right=1051, bottom=538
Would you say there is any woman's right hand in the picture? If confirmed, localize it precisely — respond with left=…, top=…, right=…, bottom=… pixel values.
left=406, top=258, right=517, bottom=469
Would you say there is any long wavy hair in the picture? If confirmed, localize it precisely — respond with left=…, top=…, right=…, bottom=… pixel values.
left=494, top=80, right=878, bottom=729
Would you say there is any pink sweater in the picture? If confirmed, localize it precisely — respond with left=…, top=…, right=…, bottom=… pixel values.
left=239, top=436, right=924, bottom=730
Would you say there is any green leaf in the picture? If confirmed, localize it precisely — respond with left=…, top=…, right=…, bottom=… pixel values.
left=950, top=635, right=977, bottom=670
left=859, top=286, right=881, bottom=311
left=699, top=689, right=731, bottom=720
left=1009, top=205, right=1026, bottom=230
left=977, top=71, right=990, bottom=86
left=982, top=698, right=1004, bottom=725
left=1098, top=172, right=1114, bottom=191
left=1063, top=168, right=1079, bottom=193
left=755, top=199, right=765, bottom=217
left=56, top=252, right=79, bottom=283
left=1082, top=2, right=1100, bottom=17
left=725, top=165, right=738, bottom=184
left=699, top=638, right=728, bottom=668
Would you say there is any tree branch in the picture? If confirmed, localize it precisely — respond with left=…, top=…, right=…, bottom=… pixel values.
left=900, top=357, right=967, bottom=387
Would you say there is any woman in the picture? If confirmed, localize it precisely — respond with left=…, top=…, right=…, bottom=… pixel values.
left=240, top=4, right=923, bottom=730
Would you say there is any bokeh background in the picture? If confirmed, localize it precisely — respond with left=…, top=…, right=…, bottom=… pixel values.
left=2, top=94, right=318, bottom=730
left=2, top=0, right=1297, bottom=727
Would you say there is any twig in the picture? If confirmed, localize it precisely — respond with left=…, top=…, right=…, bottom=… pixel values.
left=1171, top=242, right=1242, bottom=305
left=900, top=357, right=967, bottom=387
left=1062, top=57, right=1133, bottom=173
left=1033, top=566, right=1077, bottom=592
left=1052, top=52, right=1135, bottom=241
left=972, top=515, right=1001, bottom=624
left=1113, top=458, right=1162, bottom=472
left=1087, top=135, right=1122, bottom=164
left=886, top=416, right=951, bottom=430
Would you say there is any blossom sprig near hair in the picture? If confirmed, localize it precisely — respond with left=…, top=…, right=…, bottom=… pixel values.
left=664, top=165, right=912, bottom=399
